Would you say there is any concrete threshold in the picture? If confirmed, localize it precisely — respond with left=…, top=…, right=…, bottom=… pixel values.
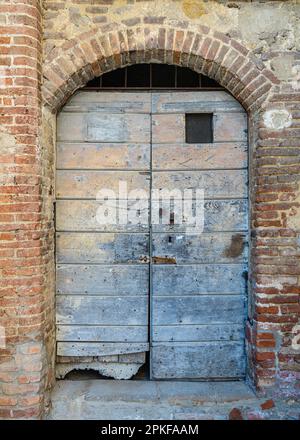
left=47, top=379, right=259, bottom=420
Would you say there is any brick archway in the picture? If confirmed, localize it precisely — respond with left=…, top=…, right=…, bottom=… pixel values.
left=42, top=24, right=277, bottom=113
left=43, top=24, right=300, bottom=397
left=43, top=23, right=287, bottom=392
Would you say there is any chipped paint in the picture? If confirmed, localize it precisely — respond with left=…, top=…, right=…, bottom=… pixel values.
left=224, top=233, right=245, bottom=259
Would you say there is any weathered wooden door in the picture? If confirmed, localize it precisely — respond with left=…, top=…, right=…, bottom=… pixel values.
left=56, top=89, right=248, bottom=380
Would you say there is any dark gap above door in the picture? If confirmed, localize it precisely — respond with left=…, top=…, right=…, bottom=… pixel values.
left=83, top=64, right=223, bottom=90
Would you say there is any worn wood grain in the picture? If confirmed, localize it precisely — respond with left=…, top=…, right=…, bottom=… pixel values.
left=152, top=232, right=248, bottom=264
left=57, top=143, right=150, bottom=170
left=56, top=296, right=148, bottom=325
left=56, top=170, right=150, bottom=199
left=56, top=199, right=247, bottom=232
left=57, top=325, right=148, bottom=342
left=151, top=342, right=245, bottom=379
left=152, top=324, right=244, bottom=342
left=56, top=264, right=149, bottom=295
left=152, top=142, right=247, bottom=170
left=152, top=170, right=247, bottom=199
left=153, top=295, right=245, bottom=325
left=152, top=91, right=244, bottom=113
left=152, top=264, right=247, bottom=295
left=63, top=91, right=151, bottom=113
left=56, top=200, right=150, bottom=232
left=152, top=112, right=247, bottom=143
left=152, top=114, right=185, bottom=143
left=57, top=342, right=149, bottom=357
left=57, top=113, right=151, bottom=143
left=214, top=113, right=247, bottom=142
left=56, top=232, right=149, bottom=264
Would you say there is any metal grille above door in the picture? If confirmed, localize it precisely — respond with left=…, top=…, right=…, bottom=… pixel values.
left=84, top=64, right=223, bottom=90
left=55, top=87, right=248, bottom=380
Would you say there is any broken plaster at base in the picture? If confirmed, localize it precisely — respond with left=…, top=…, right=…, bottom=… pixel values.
left=56, top=362, right=144, bottom=380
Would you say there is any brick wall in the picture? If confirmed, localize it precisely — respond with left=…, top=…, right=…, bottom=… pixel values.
left=0, top=0, right=55, bottom=419
left=0, top=0, right=299, bottom=419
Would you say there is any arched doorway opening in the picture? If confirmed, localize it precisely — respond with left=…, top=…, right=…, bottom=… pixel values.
left=55, top=64, right=248, bottom=381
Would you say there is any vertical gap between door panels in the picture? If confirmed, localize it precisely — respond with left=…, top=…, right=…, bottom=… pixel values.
left=149, top=91, right=153, bottom=380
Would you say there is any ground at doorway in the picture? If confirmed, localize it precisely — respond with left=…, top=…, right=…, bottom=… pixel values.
left=46, top=380, right=300, bottom=420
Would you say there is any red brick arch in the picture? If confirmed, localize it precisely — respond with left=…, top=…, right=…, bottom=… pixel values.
left=42, top=23, right=278, bottom=113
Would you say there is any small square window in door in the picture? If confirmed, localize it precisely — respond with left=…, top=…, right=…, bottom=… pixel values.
left=185, top=113, right=213, bottom=143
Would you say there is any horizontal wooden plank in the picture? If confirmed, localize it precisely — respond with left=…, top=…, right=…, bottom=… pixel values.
left=152, top=199, right=248, bottom=233
left=119, top=352, right=146, bottom=363
left=152, top=232, right=248, bottom=264
left=57, top=325, right=148, bottom=342
left=56, top=170, right=150, bottom=199
left=57, top=113, right=151, bottom=142
left=152, top=295, right=245, bottom=325
left=152, top=264, right=247, bottom=295
left=151, top=342, right=245, bottom=379
left=214, top=113, right=247, bottom=142
left=56, top=296, right=148, bottom=325
left=56, top=199, right=247, bottom=232
left=152, top=324, right=244, bottom=342
left=152, top=91, right=244, bottom=113
left=56, top=233, right=149, bottom=264
left=152, top=112, right=247, bottom=143
left=152, top=169, right=247, bottom=198
left=56, top=265, right=149, bottom=295
left=57, top=143, right=150, bottom=170
left=63, top=91, right=151, bottom=113
left=152, top=142, right=247, bottom=170
left=56, top=200, right=149, bottom=232
left=57, top=342, right=149, bottom=357
left=152, top=114, right=185, bottom=143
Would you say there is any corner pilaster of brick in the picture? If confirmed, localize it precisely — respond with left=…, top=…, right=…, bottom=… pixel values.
left=0, top=0, right=54, bottom=419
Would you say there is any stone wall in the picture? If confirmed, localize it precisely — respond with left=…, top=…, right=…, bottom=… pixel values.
left=0, top=0, right=299, bottom=419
